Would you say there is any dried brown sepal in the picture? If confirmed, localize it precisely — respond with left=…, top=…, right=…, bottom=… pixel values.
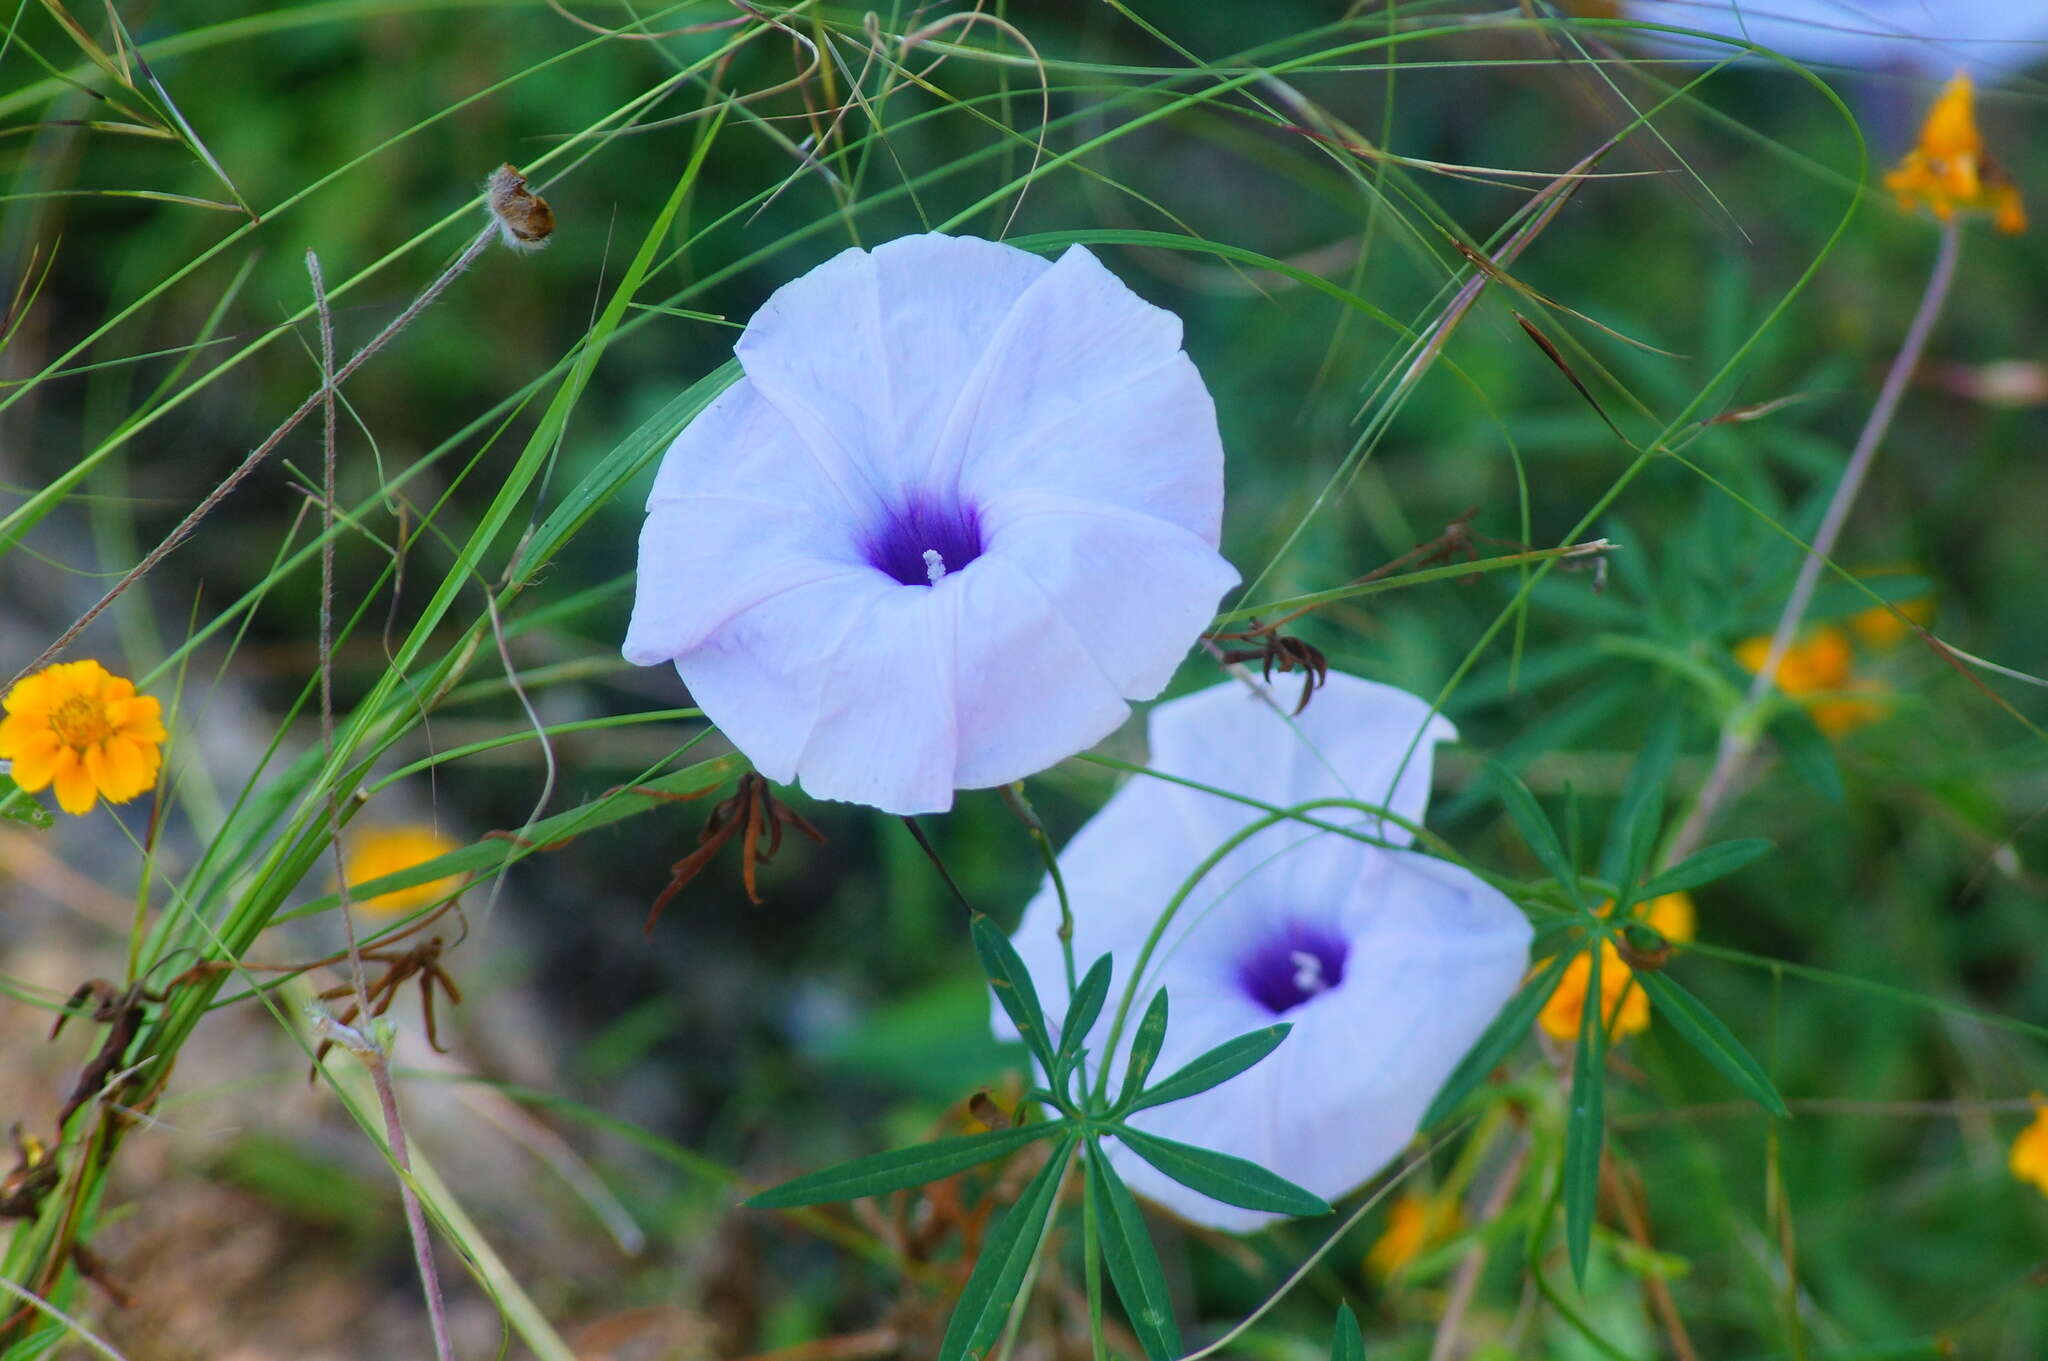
left=966, top=1089, right=1013, bottom=1132
left=1214, top=629, right=1330, bottom=714
left=1615, top=921, right=1675, bottom=974
left=644, top=773, right=826, bottom=935
left=49, top=978, right=169, bottom=1130
left=487, top=163, right=554, bottom=252
left=309, top=936, right=465, bottom=1079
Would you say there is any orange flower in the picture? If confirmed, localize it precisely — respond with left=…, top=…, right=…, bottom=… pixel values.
left=2010, top=1095, right=2048, bottom=1197
left=1882, top=73, right=2026, bottom=235
left=342, top=824, right=463, bottom=914
left=1366, top=1190, right=1462, bottom=1279
left=0, top=661, right=166, bottom=815
left=1849, top=566, right=1935, bottom=649
left=1537, top=894, right=1695, bottom=1044
left=1734, top=627, right=1888, bottom=737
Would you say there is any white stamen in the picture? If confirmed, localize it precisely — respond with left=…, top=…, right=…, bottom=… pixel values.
left=1289, top=949, right=1328, bottom=996
left=923, top=548, right=948, bottom=584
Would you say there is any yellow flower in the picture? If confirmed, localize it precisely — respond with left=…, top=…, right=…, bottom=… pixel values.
left=1734, top=626, right=1888, bottom=737
left=2011, top=1095, right=2048, bottom=1197
left=1849, top=566, right=1935, bottom=649
left=1366, top=1190, right=1462, bottom=1280
left=1882, top=73, right=2026, bottom=235
left=1537, top=894, right=1695, bottom=1044
left=0, top=661, right=166, bottom=816
left=1539, top=940, right=1647, bottom=1044
left=342, top=824, right=463, bottom=914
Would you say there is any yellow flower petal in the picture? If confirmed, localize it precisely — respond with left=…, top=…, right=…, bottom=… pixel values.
left=1643, top=892, right=1696, bottom=945
left=2009, top=1099, right=2048, bottom=1197
left=8, top=733, right=62, bottom=791
left=51, top=750, right=97, bottom=815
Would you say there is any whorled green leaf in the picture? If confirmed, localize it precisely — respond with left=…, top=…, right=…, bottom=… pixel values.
left=1332, top=1303, right=1366, bottom=1361
left=1486, top=760, right=1582, bottom=904
left=0, top=774, right=54, bottom=829
left=1636, top=838, right=1772, bottom=901
left=1638, top=970, right=1789, bottom=1116
left=1114, top=988, right=1171, bottom=1111
left=1601, top=701, right=1682, bottom=889
left=1086, top=1143, right=1182, bottom=1361
left=937, top=1134, right=1074, bottom=1361
left=1056, top=953, right=1114, bottom=1077
left=745, top=1121, right=1059, bottom=1209
left=1110, top=1125, right=1329, bottom=1217
left=1421, top=949, right=1570, bottom=1130
left=973, top=913, right=1057, bottom=1073
left=1125, top=1023, right=1290, bottom=1115
left=1564, top=947, right=1608, bottom=1286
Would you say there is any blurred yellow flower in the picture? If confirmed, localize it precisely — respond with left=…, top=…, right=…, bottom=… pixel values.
left=1848, top=567, right=1935, bottom=649
left=343, top=824, right=463, bottom=914
left=1537, top=894, right=1695, bottom=1044
left=0, top=660, right=166, bottom=816
left=1882, top=73, right=2026, bottom=234
left=2011, top=1095, right=2048, bottom=1197
left=1734, top=627, right=1889, bottom=737
left=1366, top=1190, right=1462, bottom=1280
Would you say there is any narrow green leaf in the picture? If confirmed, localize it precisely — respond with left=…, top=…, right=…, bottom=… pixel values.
left=1564, top=949, right=1608, bottom=1286
left=1111, top=1125, right=1330, bottom=1217
left=1486, top=761, right=1581, bottom=903
left=1056, top=953, right=1114, bottom=1076
left=973, top=913, right=1057, bottom=1073
left=1601, top=702, right=1681, bottom=887
left=745, top=1122, right=1058, bottom=1209
left=937, top=1135, right=1074, bottom=1361
left=1086, top=1144, right=1182, bottom=1361
left=1637, top=838, right=1772, bottom=900
left=1421, top=950, right=1568, bottom=1129
left=1114, top=988, right=1171, bottom=1112
left=1769, top=708, right=1845, bottom=804
left=0, top=774, right=54, bottom=829
left=1638, top=971, right=1789, bottom=1116
left=1127, top=1024, right=1290, bottom=1114
left=1332, top=1304, right=1366, bottom=1361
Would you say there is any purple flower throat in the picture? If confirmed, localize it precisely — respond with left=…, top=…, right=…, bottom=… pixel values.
left=1236, top=920, right=1349, bottom=1015
left=863, top=493, right=985, bottom=587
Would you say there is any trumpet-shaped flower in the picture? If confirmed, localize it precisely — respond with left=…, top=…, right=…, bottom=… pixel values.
left=1619, top=2, right=2048, bottom=80
left=1883, top=73, right=2026, bottom=233
left=1000, top=673, right=1531, bottom=1232
left=342, top=824, right=464, bottom=914
left=0, top=661, right=165, bottom=815
left=624, top=234, right=1238, bottom=814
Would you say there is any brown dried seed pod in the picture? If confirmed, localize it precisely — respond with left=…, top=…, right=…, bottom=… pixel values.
left=486, top=163, right=555, bottom=251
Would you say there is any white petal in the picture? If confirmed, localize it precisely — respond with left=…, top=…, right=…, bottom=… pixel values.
left=942, top=557, right=1132, bottom=791
left=952, top=246, right=1225, bottom=543
left=978, top=491, right=1238, bottom=699
left=676, top=572, right=959, bottom=810
left=1147, top=672, right=1456, bottom=849
left=736, top=235, right=1053, bottom=497
left=625, top=378, right=879, bottom=665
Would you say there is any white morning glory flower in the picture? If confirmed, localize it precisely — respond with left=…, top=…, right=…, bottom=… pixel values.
left=1623, top=0, right=2048, bottom=78
left=1000, top=672, right=1531, bottom=1232
left=623, top=233, right=1238, bottom=815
